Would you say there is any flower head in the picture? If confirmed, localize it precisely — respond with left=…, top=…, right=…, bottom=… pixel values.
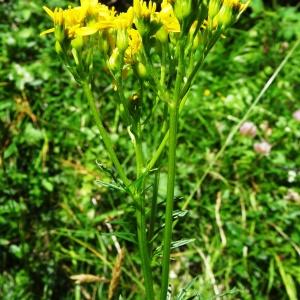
left=125, top=29, right=142, bottom=64
left=133, top=0, right=157, bottom=19
left=239, top=121, right=257, bottom=138
left=157, top=0, right=180, bottom=33
left=254, top=141, right=272, bottom=155
left=293, top=109, right=300, bottom=122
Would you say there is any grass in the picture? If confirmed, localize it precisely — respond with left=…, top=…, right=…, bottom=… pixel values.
left=1, top=1, right=300, bottom=299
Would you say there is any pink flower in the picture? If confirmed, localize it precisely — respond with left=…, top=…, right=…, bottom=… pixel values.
left=254, top=141, right=272, bottom=155
left=239, top=121, right=257, bottom=138
left=293, top=109, right=300, bottom=122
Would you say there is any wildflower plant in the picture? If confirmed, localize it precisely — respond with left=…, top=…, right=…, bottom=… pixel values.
left=41, top=0, right=248, bottom=298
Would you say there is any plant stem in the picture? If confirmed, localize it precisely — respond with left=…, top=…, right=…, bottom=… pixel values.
left=134, top=125, right=154, bottom=300
left=82, top=81, right=131, bottom=188
left=135, top=190, right=154, bottom=300
left=148, top=168, right=160, bottom=254
left=160, top=104, right=178, bottom=300
left=84, top=81, right=154, bottom=298
left=145, top=95, right=187, bottom=172
left=160, top=40, right=184, bottom=299
left=146, top=36, right=223, bottom=173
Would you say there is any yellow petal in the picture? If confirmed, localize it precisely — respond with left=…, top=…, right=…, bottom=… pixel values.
left=43, top=6, right=54, bottom=19
left=40, top=28, right=55, bottom=36
left=75, top=27, right=99, bottom=36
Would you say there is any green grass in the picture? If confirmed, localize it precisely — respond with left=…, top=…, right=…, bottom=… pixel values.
left=1, top=1, right=300, bottom=299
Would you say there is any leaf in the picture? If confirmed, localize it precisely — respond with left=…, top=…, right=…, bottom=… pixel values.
left=172, top=209, right=189, bottom=220
left=154, top=239, right=195, bottom=258
left=101, top=232, right=136, bottom=244
left=95, top=180, right=124, bottom=191
left=42, top=179, right=53, bottom=192
left=175, top=276, right=199, bottom=300
left=0, top=100, right=13, bottom=111
left=275, top=255, right=298, bottom=300
left=250, top=0, right=264, bottom=15
left=4, top=143, right=17, bottom=159
left=23, top=123, right=44, bottom=145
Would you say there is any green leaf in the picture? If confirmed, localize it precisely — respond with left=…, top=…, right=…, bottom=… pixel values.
left=275, top=255, right=298, bottom=300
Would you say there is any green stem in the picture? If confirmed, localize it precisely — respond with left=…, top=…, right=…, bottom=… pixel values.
left=134, top=126, right=155, bottom=300
left=160, top=104, right=179, bottom=300
left=146, top=94, right=187, bottom=172
left=146, top=35, right=221, bottom=172
left=148, top=168, right=160, bottom=254
left=84, top=81, right=154, bottom=298
left=135, top=191, right=154, bottom=300
left=160, top=41, right=184, bottom=299
left=82, top=81, right=131, bottom=188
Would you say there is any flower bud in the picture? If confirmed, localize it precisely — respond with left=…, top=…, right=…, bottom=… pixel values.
left=71, top=36, right=84, bottom=51
left=239, top=121, right=257, bottom=138
left=71, top=48, right=80, bottom=65
left=107, top=48, right=120, bottom=71
left=260, top=121, right=272, bottom=136
left=254, top=141, right=272, bottom=155
left=54, top=27, right=64, bottom=43
left=117, top=29, right=128, bottom=51
left=135, top=62, right=147, bottom=78
left=192, top=34, right=201, bottom=50
left=174, top=0, right=192, bottom=20
left=99, top=37, right=109, bottom=54
left=217, top=4, right=232, bottom=26
left=53, top=8, right=64, bottom=26
left=155, top=27, right=168, bottom=43
left=293, top=109, right=300, bottom=122
left=55, top=41, right=63, bottom=54
left=209, top=0, right=221, bottom=19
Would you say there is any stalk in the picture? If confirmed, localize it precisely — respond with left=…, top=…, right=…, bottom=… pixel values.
left=134, top=126, right=155, bottom=300
left=148, top=168, right=160, bottom=254
left=160, top=41, right=184, bottom=300
left=84, top=81, right=154, bottom=299
left=82, top=81, right=131, bottom=188
left=160, top=104, right=179, bottom=300
left=135, top=191, right=154, bottom=300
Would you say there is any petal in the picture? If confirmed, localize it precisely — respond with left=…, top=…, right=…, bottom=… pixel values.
left=75, top=26, right=99, bottom=36
left=43, top=6, right=54, bottom=19
left=40, top=28, right=55, bottom=36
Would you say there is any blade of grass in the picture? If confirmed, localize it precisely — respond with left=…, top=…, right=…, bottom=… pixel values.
left=274, top=255, right=298, bottom=300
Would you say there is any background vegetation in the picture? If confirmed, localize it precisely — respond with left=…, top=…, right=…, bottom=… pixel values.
left=1, top=0, right=300, bottom=299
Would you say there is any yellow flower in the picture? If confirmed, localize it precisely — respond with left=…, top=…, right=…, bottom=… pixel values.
left=80, top=0, right=98, bottom=12
left=113, top=8, right=134, bottom=29
left=125, top=29, right=142, bottom=64
left=133, top=0, right=157, bottom=19
left=40, top=6, right=64, bottom=36
left=74, top=3, right=115, bottom=36
left=41, top=2, right=116, bottom=38
left=157, top=0, right=180, bottom=33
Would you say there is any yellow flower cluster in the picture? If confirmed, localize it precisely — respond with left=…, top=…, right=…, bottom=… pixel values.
left=41, top=0, right=249, bottom=69
left=41, top=0, right=181, bottom=65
